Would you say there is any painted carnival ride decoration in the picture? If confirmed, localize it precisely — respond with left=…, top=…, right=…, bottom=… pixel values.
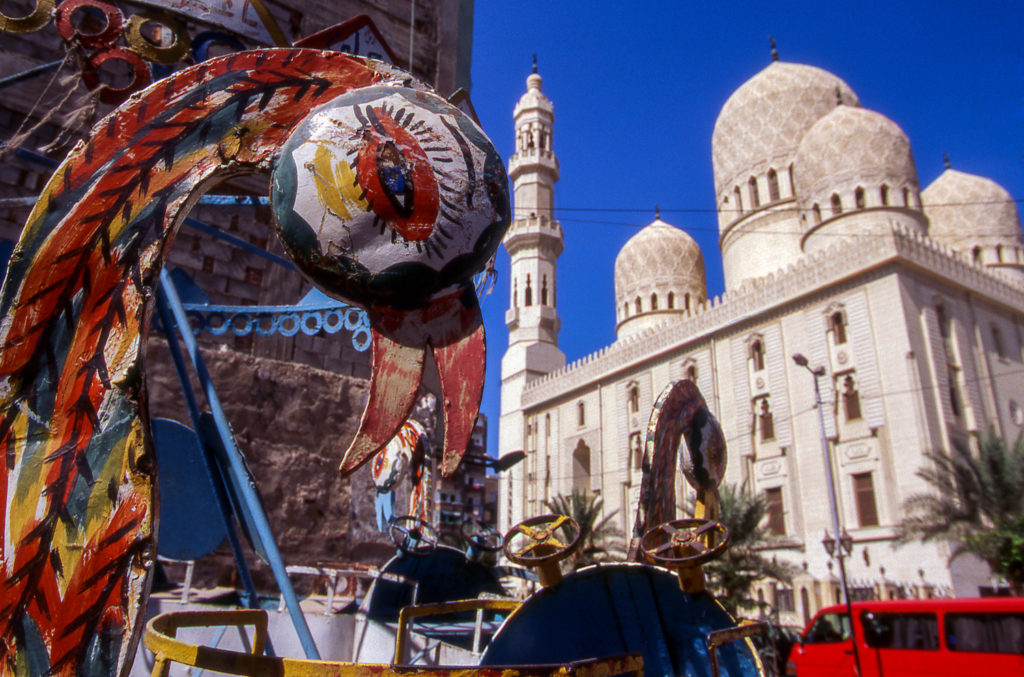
left=145, top=380, right=765, bottom=677
left=0, top=49, right=507, bottom=675
left=372, top=419, right=432, bottom=530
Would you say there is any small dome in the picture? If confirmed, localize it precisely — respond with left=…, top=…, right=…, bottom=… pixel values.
left=794, top=105, right=919, bottom=218
left=615, top=217, right=706, bottom=339
left=712, top=62, right=860, bottom=200
left=514, top=72, right=553, bottom=117
left=922, top=169, right=1023, bottom=251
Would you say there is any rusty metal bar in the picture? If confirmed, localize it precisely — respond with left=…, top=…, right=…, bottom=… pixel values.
left=706, top=622, right=768, bottom=677
left=395, top=598, right=521, bottom=663
left=146, top=608, right=644, bottom=677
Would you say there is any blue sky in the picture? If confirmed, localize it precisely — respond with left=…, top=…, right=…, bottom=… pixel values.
left=467, top=2, right=1024, bottom=457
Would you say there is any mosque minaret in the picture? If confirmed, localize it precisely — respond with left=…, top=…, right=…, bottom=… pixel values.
left=498, top=59, right=565, bottom=532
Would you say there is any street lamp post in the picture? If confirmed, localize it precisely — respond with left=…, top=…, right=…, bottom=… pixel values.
left=793, top=353, right=862, bottom=677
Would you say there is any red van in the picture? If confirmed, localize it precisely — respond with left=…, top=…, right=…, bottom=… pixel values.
left=786, top=598, right=1024, bottom=676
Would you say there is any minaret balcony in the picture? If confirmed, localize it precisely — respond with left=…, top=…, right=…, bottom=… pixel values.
left=504, top=221, right=564, bottom=256
left=508, top=150, right=560, bottom=181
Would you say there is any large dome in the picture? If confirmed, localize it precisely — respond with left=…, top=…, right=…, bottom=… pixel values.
left=922, top=168, right=1023, bottom=251
left=794, top=105, right=920, bottom=219
left=712, top=61, right=860, bottom=201
left=614, top=217, right=706, bottom=339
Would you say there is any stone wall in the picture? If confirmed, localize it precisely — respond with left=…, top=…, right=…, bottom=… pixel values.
left=144, top=336, right=404, bottom=589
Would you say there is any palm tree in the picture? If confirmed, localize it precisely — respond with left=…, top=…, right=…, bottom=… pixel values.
left=898, top=430, right=1024, bottom=594
left=544, top=490, right=626, bottom=570
left=695, top=484, right=796, bottom=616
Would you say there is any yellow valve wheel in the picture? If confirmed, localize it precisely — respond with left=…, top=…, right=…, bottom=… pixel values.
left=503, top=514, right=581, bottom=587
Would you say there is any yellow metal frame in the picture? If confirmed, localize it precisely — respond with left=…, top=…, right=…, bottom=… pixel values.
left=394, top=598, right=521, bottom=662
left=145, top=609, right=643, bottom=677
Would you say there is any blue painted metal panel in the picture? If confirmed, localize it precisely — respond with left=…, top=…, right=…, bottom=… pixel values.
left=367, top=546, right=505, bottom=622
left=151, top=418, right=228, bottom=561
left=481, top=564, right=762, bottom=677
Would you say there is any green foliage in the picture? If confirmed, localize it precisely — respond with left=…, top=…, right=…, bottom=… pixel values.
left=696, top=484, right=797, bottom=615
left=898, top=430, right=1024, bottom=594
left=543, top=490, right=626, bottom=570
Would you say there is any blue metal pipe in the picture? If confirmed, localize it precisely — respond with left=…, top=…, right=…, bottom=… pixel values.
left=154, top=285, right=265, bottom=617
left=158, top=268, right=321, bottom=660
left=182, top=216, right=296, bottom=271
left=0, top=60, right=62, bottom=90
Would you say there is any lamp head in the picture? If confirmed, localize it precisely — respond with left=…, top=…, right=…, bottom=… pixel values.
left=822, top=530, right=836, bottom=557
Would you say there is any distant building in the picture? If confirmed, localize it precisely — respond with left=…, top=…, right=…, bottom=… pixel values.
left=499, top=56, right=1024, bottom=625
left=437, top=415, right=492, bottom=544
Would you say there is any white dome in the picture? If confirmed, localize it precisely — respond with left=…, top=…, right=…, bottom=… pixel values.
left=712, top=61, right=860, bottom=202
left=922, top=168, right=1023, bottom=251
left=614, top=217, right=706, bottom=339
left=794, top=105, right=919, bottom=219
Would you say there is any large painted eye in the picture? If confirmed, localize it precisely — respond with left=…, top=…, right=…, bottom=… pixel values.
left=272, top=86, right=510, bottom=308
left=353, top=106, right=438, bottom=241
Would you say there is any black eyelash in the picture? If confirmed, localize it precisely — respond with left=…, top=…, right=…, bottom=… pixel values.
left=440, top=196, right=462, bottom=213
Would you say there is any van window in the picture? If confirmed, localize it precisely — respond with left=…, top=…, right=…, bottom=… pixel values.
left=946, top=612, right=1024, bottom=654
left=861, top=612, right=938, bottom=650
left=805, top=613, right=851, bottom=643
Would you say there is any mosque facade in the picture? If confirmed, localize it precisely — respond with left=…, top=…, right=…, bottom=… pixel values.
left=498, top=56, right=1024, bottom=624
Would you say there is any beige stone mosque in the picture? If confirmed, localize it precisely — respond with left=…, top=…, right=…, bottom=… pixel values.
left=497, top=54, right=1024, bottom=624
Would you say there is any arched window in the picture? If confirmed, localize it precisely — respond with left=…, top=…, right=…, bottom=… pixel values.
left=749, top=176, right=760, bottom=208
left=734, top=186, right=743, bottom=214
left=685, top=293, right=691, bottom=311
left=541, top=275, right=549, bottom=305
left=577, top=401, right=586, bottom=426
left=623, top=302, right=629, bottom=318
left=758, top=398, right=775, bottom=441
left=936, top=304, right=950, bottom=340
left=992, top=324, right=1006, bottom=360
left=513, top=278, right=518, bottom=307
left=750, top=340, right=765, bottom=371
left=831, top=193, right=843, bottom=215
left=650, top=293, right=658, bottom=310
left=972, top=246, right=982, bottom=264
left=855, top=186, right=866, bottom=209
left=949, top=366, right=963, bottom=419
left=635, top=297, right=642, bottom=314
left=788, top=164, right=795, bottom=196
left=627, top=384, right=639, bottom=413
left=524, top=274, right=533, bottom=306
left=996, top=244, right=1004, bottom=262
left=812, top=204, right=822, bottom=224
left=685, top=364, right=697, bottom=382
left=902, top=187, right=910, bottom=206
left=880, top=184, right=890, bottom=206
left=767, top=168, right=780, bottom=201
left=830, top=311, right=847, bottom=345
left=572, top=439, right=590, bottom=493
left=842, top=374, right=862, bottom=421
left=667, top=291, right=675, bottom=309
